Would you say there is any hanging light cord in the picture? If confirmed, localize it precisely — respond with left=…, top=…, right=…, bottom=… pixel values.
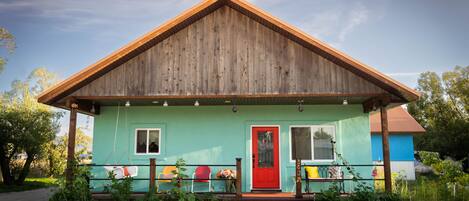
left=112, top=103, right=120, bottom=164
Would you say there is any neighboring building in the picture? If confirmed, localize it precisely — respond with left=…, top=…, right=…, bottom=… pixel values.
left=370, top=107, right=425, bottom=180
left=38, top=0, right=420, bottom=194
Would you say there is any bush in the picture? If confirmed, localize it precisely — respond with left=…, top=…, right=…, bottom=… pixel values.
left=49, top=166, right=93, bottom=201
left=104, top=171, right=133, bottom=201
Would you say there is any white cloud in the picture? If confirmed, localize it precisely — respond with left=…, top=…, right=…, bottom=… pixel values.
left=0, top=0, right=200, bottom=32
left=338, top=2, right=369, bottom=42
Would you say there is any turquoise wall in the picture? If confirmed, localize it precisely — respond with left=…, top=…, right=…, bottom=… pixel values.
left=371, top=134, right=415, bottom=161
left=90, top=105, right=373, bottom=193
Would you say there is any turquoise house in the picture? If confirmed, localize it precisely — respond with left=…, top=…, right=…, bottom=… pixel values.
left=370, top=107, right=425, bottom=180
left=38, top=0, right=420, bottom=195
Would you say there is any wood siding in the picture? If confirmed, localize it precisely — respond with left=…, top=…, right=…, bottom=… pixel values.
left=72, top=6, right=386, bottom=97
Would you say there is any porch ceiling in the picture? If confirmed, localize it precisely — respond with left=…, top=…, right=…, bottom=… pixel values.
left=55, top=93, right=403, bottom=116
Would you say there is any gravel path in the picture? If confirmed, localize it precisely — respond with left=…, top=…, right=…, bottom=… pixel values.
left=0, top=187, right=56, bottom=201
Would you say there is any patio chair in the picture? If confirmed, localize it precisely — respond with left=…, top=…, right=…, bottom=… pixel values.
left=157, top=166, right=178, bottom=192
left=103, top=166, right=138, bottom=179
left=191, top=166, right=212, bottom=192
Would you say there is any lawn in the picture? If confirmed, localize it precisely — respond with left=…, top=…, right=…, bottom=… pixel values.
left=0, top=178, right=57, bottom=193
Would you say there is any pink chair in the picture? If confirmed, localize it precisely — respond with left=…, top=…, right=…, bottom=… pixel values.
left=191, top=166, right=212, bottom=192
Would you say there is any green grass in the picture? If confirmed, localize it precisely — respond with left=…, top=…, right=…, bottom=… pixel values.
left=396, top=175, right=469, bottom=201
left=0, top=178, right=57, bottom=193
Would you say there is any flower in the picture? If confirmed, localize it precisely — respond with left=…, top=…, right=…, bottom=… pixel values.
left=216, top=169, right=236, bottom=179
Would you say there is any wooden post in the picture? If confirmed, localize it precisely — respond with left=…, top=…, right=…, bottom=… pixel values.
left=65, top=102, right=78, bottom=187
left=236, top=158, right=242, bottom=200
left=380, top=105, right=392, bottom=192
left=149, top=158, right=156, bottom=192
left=295, top=159, right=302, bottom=198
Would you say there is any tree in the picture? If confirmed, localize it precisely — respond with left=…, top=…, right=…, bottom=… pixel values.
left=0, top=27, right=15, bottom=73
left=408, top=66, right=469, bottom=161
left=0, top=68, right=61, bottom=185
left=44, top=128, right=92, bottom=177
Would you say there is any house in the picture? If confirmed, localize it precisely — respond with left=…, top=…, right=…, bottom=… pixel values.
left=370, top=106, right=425, bottom=180
left=38, top=0, right=420, bottom=196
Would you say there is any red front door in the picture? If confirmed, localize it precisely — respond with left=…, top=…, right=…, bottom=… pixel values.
left=252, top=127, right=280, bottom=189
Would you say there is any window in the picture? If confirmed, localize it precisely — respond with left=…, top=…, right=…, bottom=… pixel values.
left=290, top=126, right=335, bottom=161
left=135, top=129, right=161, bottom=154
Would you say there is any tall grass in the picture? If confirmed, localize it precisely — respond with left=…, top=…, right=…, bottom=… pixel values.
left=396, top=175, right=469, bottom=201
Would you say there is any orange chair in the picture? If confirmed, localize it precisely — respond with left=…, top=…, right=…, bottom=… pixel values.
left=157, top=166, right=178, bottom=192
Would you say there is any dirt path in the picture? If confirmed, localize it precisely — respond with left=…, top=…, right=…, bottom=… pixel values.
left=0, top=187, right=56, bottom=201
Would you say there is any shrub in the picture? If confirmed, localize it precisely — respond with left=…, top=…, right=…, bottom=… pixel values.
left=49, top=166, right=93, bottom=201
left=104, top=171, right=133, bottom=201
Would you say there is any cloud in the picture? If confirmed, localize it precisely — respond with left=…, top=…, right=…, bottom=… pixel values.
left=0, top=0, right=199, bottom=33
left=338, top=2, right=369, bottom=42
left=386, top=72, right=422, bottom=77
left=248, top=0, right=373, bottom=48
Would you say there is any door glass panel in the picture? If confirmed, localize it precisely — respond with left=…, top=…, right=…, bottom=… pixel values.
left=257, top=131, right=274, bottom=168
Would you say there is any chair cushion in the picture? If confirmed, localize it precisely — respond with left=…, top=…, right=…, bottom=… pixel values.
left=328, top=166, right=342, bottom=179
left=194, top=166, right=211, bottom=182
left=305, top=166, right=320, bottom=179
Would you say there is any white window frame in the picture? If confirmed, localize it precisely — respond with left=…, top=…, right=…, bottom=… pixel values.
left=289, top=125, right=336, bottom=162
left=134, top=128, right=161, bottom=155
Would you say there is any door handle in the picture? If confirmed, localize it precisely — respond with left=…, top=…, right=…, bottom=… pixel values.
left=252, top=154, right=255, bottom=168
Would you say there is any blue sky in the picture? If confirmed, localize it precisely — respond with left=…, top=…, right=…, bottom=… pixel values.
left=1, top=0, right=468, bottom=135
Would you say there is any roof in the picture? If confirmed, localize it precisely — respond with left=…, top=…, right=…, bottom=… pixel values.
left=370, top=106, right=425, bottom=134
left=37, top=0, right=420, bottom=106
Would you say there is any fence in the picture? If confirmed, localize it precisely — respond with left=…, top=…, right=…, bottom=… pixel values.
left=294, top=159, right=385, bottom=198
left=81, top=158, right=242, bottom=199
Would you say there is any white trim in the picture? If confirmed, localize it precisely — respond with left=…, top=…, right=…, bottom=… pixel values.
left=134, top=128, right=161, bottom=155
left=249, top=125, right=282, bottom=191
left=288, top=125, right=336, bottom=163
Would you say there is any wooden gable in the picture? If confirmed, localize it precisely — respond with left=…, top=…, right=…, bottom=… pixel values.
left=38, top=0, right=419, bottom=114
left=71, top=6, right=386, bottom=98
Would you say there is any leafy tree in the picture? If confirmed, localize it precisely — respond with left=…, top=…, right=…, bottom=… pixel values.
left=44, top=128, right=92, bottom=177
left=0, top=68, right=61, bottom=185
left=0, top=27, right=15, bottom=73
left=408, top=66, right=469, bottom=161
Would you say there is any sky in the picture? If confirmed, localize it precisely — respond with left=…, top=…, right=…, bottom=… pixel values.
left=1, top=0, right=468, bottom=136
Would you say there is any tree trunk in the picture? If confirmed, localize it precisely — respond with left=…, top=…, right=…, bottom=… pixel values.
left=0, top=146, right=14, bottom=185
left=15, top=152, right=35, bottom=185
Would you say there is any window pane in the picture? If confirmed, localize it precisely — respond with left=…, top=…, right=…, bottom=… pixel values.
left=313, top=127, right=334, bottom=160
left=136, top=130, right=147, bottom=153
left=291, top=127, right=312, bottom=160
left=257, top=131, right=274, bottom=168
left=148, top=130, right=160, bottom=153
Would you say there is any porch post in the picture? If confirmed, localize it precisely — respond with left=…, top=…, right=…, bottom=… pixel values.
left=295, top=159, right=302, bottom=198
left=149, top=158, right=156, bottom=192
left=236, top=158, right=242, bottom=199
left=380, top=105, right=392, bottom=192
left=65, top=101, right=78, bottom=187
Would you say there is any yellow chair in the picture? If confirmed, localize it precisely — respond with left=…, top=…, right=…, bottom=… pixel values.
left=372, top=166, right=385, bottom=191
left=157, top=166, right=178, bottom=192
left=304, top=166, right=320, bottom=193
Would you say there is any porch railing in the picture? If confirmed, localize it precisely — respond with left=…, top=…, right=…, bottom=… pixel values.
left=81, top=158, right=242, bottom=199
left=294, top=159, right=385, bottom=198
